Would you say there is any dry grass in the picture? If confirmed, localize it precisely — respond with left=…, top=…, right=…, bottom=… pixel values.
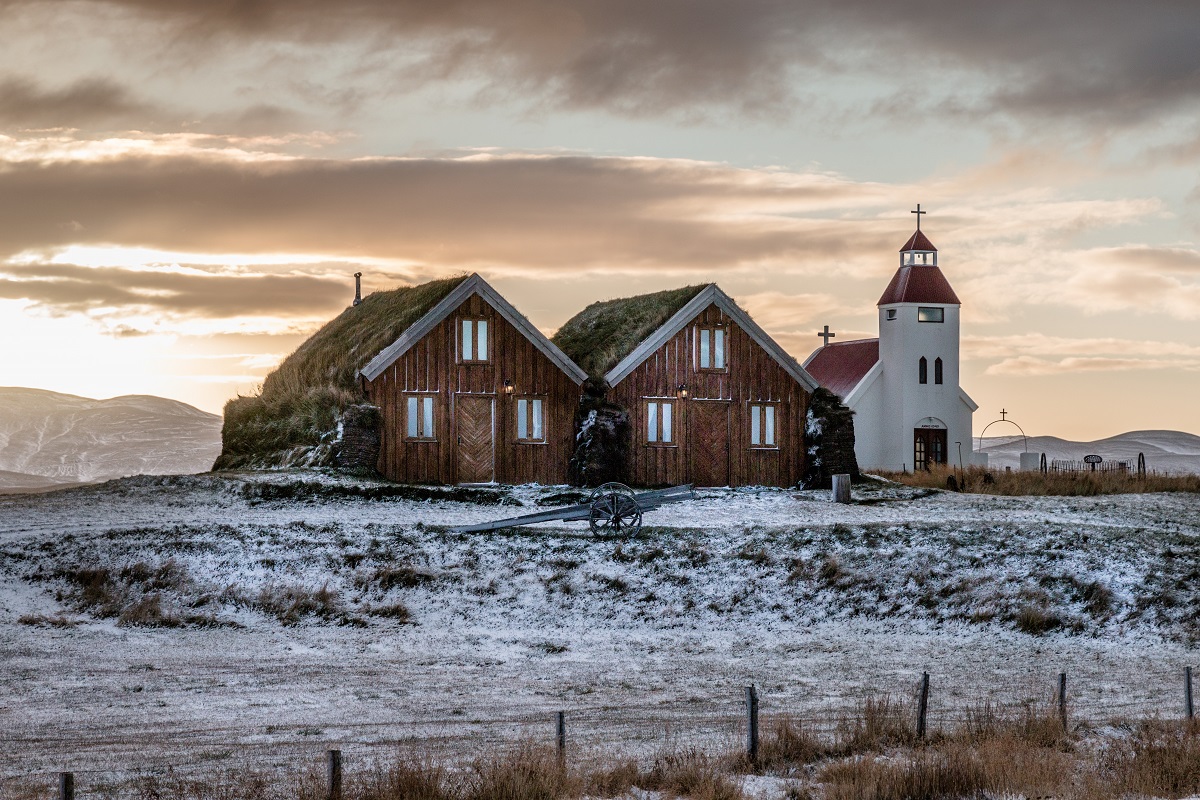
left=551, top=285, right=706, bottom=382
left=878, top=464, right=1200, bottom=496
left=215, top=275, right=466, bottom=469
left=836, top=696, right=919, bottom=754
left=1100, top=721, right=1200, bottom=797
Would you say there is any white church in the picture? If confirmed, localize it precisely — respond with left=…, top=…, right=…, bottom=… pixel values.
left=804, top=211, right=979, bottom=471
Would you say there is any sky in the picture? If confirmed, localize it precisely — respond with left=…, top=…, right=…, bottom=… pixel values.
left=1, top=0, right=1199, bottom=441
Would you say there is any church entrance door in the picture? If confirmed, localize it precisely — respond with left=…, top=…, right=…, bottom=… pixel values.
left=913, top=428, right=947, bottom=470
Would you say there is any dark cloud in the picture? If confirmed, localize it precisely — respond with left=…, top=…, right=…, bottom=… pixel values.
left=0, top=76, right=151, bottom=127
left=0, top=152, right=888, bottom=272
left=0, top=262, right=350, bottom=318
left=34, top=0, right=1200, bottom=124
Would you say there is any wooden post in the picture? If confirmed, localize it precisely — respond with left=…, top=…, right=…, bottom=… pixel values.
left=916, top=672, right=930, bottom=739
left=1186, top=666, right=1194, bottom=720
left=745, top=685, right=759, bottom=764
left=1057, top=672, right=1068, bottom=732
left=327, top=749, right=342, bottom=800
left=832, top=474, right=851, bottom=504
left=59, top=772, right=74, bottom=800
left=556, top=711, right=566, bottom=761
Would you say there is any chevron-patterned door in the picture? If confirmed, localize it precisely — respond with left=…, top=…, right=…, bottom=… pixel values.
left=456, top=396, right=495, bottom=483
left=688, top=401, right=730, bottom=487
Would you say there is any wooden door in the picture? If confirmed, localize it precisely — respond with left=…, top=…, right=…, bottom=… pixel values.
left=688, top=401, right=730, bottom=487
left=913, top=428, right=948, bottom=470
left=457, top=396, right=494, bottom=483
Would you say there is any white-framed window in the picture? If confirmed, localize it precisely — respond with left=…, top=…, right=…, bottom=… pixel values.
left=749, top=404, right=777, bottom=447
left=917, top=307, right=944, bottom=323
left=646, top=400, right=674, bottom=444
left=515, top=397, right=545, bottom=443
left=460, top=318, right=489, bottom=362
left=405, top=395, right=436, bottom=440
left=697, top=327, right=727, bottom=370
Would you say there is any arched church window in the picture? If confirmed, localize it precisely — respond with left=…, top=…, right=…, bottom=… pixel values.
left=934, top=358, right=943, bottom=385
left=919, top=357, right=928, bottom=385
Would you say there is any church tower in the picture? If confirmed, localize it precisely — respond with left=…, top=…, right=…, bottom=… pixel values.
left=803, top=207, right=978, bottom=471
left=875, top=214, right=974, bottom=470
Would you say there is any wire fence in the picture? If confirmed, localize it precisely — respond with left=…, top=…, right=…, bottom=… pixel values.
left=1, top=664, right=1195, bottom=798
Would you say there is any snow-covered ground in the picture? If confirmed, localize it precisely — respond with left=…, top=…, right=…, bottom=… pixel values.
left=0, top=473, right=1197, bottom=792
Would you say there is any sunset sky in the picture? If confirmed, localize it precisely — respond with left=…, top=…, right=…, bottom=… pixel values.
left=2, top=1, right=1199, bottom=440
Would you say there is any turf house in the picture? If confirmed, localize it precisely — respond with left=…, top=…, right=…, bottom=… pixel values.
left=552, top=284, right=820, bottom=488
left=358, top=274, right=588, bottom=484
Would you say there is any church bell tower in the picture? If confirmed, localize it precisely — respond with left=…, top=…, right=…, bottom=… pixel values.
left=876, top=207, right=972, bottom=470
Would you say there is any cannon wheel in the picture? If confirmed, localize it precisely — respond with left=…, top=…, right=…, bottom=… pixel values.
left=588, top=482, right=642, bottom=533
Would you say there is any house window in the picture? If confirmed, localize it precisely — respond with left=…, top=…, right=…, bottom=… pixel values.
left=516, top=398, right=545, bottom=442
left=750, top=404, right=777, bottom=447
left=460, top=318, right=489, bottom=362
left=405, top=395, right=436, bottom=440
left=646, top=401, right=674, bottom=444
left=886, top=309, right=897, bottom=320
left=934, top=357, right=943, bottom=385
left=918, top=307, right=944, bottom=323
left=697, top=327, right=727, bottom=370
left=919, top=357, right=928, bottom=385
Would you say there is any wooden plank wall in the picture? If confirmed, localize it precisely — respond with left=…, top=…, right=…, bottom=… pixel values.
left=610, top=303, right=810, bottom=487
left=364, top=293, right=580, bottom=485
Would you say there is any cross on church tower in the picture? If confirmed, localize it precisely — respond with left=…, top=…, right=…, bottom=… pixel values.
left=911, top=204, right=926, bottom=230
left=817, top=325, right=836, bottom=347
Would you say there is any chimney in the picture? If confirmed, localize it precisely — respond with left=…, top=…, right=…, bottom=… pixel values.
left=353, top=272, right=363, bottom=306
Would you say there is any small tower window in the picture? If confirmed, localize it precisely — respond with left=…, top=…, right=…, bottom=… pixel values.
left=886, top=309, right=897, bottom=321
left=934, top=358, right=943, bottom=385
left=918, top=307, right=944, bottom=323
left=919, top=357, right=928, bottom=385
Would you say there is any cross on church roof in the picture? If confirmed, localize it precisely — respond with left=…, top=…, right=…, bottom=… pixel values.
left=911, top=204, right=926, bottom=230
left=1000, top=408, right=1007, bottom=421
left=817, top=325, right=836, bottom=347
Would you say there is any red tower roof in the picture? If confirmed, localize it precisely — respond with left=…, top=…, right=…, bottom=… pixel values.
left=878, top=228, right=960, bottom=305
left=899, top=229, right=938, bottom=252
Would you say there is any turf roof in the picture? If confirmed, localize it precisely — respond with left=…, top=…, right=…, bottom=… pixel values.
left=215, top=275, right=467, bottom=468
left=551, top=285, right=709, bottom=382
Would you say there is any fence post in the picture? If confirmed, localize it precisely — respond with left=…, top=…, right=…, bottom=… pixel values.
left=832, top=474, right=851, bottom=504
left=1187, top=666, right=1194, bottom=720
left=327, top=749, right=342, bottom=800
left=59, top=772, right=74, bottom=800
left=916, top=672, right=930, bottom=739
left=556, top=711, right=566, bottom=762
left=1057, top=672, right=1068, bottom=732
left=745, top=685, right=759, bottom=764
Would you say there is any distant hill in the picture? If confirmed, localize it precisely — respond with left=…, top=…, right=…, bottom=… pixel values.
left=977, top=430, right=1200, bottom=474
left=0, top=387, right=222, bottom=489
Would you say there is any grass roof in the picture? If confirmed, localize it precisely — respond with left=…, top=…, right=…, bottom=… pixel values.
left=551, top=285, right=708, bottom=382
left=215, top=275, right=467, bottom=469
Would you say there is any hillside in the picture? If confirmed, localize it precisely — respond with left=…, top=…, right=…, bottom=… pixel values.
left=0, top=388, right=221, bottom=489
left=0, top=474, right=1197, bottom=778
left=978, top=429, right=1200, bottom=473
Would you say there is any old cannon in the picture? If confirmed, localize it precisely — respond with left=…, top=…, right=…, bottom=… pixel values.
left=449, top=483, right=693, bottom=534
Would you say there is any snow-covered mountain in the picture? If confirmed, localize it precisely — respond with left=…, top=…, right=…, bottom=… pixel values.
left=0, top=388, right=222, bottom=489
left=977, top=429, right=1200, bottom=473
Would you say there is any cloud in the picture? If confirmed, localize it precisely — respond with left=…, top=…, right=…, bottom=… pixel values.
left=0, top=76, right=152, bottom=127
left=0, top=149, right=897, bottom=273
left=985, top=355, right=1195, bottom=376
left=0, top=262, right=356, bottom=320
left=9, top=0, right=1200, bottom=125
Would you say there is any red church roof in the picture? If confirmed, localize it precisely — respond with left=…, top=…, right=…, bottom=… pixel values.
left=804, top=338, right=879, bottom=400
left=877, top=264, right=961, bottom=305
left=899, top=229, right=938, bottom=252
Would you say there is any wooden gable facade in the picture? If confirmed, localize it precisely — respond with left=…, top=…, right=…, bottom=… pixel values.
left=603, top=286, right=818, bottom=488
left=359, top=275, right=586, bottom=485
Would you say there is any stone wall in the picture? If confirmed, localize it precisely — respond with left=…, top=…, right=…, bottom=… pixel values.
left=800, top=387, right=861, bottom=489
left=333, top=404, right=382, bottom=473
